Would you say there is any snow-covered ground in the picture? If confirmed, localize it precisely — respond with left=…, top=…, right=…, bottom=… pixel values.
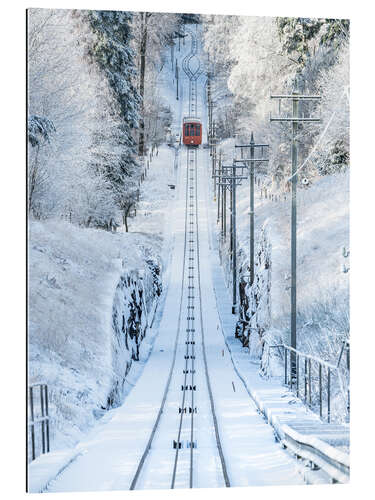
left=28, top=25, right=308, bottom=493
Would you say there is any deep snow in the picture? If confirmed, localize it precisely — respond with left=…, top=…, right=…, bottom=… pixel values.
left=28, top=22, right=349, bottom=493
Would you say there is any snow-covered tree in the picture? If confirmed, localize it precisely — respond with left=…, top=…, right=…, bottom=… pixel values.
left=27, top=9, right=143, bottom=228
left=131, top=12, right=183, bottom=155
left=277, top=17, right=349, bottom=69
left=311, top=43, right=350, bottom=175
left=28, top=9, right=117, bottom=223
left=85, top=10, right=140, bottom=169
left=202, top=14, right=350, bottom=187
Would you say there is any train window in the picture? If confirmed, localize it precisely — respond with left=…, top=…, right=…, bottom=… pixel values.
left=184, top=123, right=201, bottom=137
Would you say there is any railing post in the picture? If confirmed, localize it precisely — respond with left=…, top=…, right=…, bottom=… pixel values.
left=40, top=385, right=46, bottom=454
left=45, top=385, right=50, bottom=452
left=319, top=363, right=322, bottom=419
left=29, top=386, right=35, bottom=461
left=296, top=354, right=299, bottom=398
left=289, top=349, right=293, bottom=389
left=284, top=346, right=287, bottom=385
left=327, top=368, right=331, bottom=423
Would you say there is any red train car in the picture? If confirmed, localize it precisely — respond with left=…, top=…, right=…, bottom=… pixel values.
left=183, top=117, right=202, bottom=146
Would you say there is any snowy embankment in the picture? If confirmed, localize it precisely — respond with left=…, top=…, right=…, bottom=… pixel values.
left=212, top=138, right=349, bottom=420
left=239, top=170, right=349, bottom=362
left=28, top=143, right=178, bottom=489
left=28, top=219, right=163, bottom=458
left=216, top=138, right=349, bottom=361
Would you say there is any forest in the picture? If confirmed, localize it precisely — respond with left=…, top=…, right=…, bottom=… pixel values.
left=28, top=12, right=349, bottom=231
left=28, top=10, right=193, bottom=229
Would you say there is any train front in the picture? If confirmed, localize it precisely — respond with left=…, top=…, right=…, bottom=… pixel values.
left=182, top=117, right=202, bottom=146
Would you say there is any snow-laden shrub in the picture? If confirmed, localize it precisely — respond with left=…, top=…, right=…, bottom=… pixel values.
left=237, top=224, right=272, bottom=359
left=313, top=43, right=350, bottom=176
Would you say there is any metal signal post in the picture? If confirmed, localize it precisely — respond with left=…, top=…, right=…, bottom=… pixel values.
left=270, top=82, right=321, bottom=380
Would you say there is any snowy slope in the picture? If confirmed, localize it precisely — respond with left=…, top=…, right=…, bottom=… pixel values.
left=212, top=137, right=349, bottom=363
left=28, top=219, right=163, bottom=456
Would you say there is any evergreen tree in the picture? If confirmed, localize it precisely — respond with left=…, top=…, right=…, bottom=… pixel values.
left=277, top=17, right=349, bottom=68
left=86, top=10, right=140, bottom=191
left=131, top=12, right=182, bottom=156
left=87, top=11, right=139, bottom=128
left=181, top=13, right=201, bottom=25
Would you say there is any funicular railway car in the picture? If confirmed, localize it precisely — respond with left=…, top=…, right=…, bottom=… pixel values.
left=183, top=117, right=202, bottom=146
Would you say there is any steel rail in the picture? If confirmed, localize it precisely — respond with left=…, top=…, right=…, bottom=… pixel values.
left=129, top=141, right=190, bottom=491
left=170, top=31, right=201, bottom=487
left=195, top=150, right=231, bottom=488
left=170, top=147, right=197, bottom=489
left=183, top=37, right=229, bottom=487
left=189, top=149, right=197, bottom=488
left=182, top=30, right=202, bottom=117
left=171, top=29, right=201, bottom=484
left=132, top=29, right=207, bottom=490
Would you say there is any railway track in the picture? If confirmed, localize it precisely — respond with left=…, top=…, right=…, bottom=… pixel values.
left=28, top=23, right=347, bottom=496
left=129, top=27, right=229, bottom=491
left=182, top=29, right=203, bottom=117
left=170, top=146, right=197, bottom=489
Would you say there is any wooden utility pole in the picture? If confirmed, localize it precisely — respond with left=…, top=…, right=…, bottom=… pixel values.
left=217, top=151, right=222, bottom=223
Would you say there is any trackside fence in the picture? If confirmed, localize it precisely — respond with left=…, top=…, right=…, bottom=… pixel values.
left=28, top=383, right=50, bottom=462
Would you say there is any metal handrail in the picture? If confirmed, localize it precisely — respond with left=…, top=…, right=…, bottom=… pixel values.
left=269, top=344, right=337, bottom=370
left=268, top=343, right=349, bottom=423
